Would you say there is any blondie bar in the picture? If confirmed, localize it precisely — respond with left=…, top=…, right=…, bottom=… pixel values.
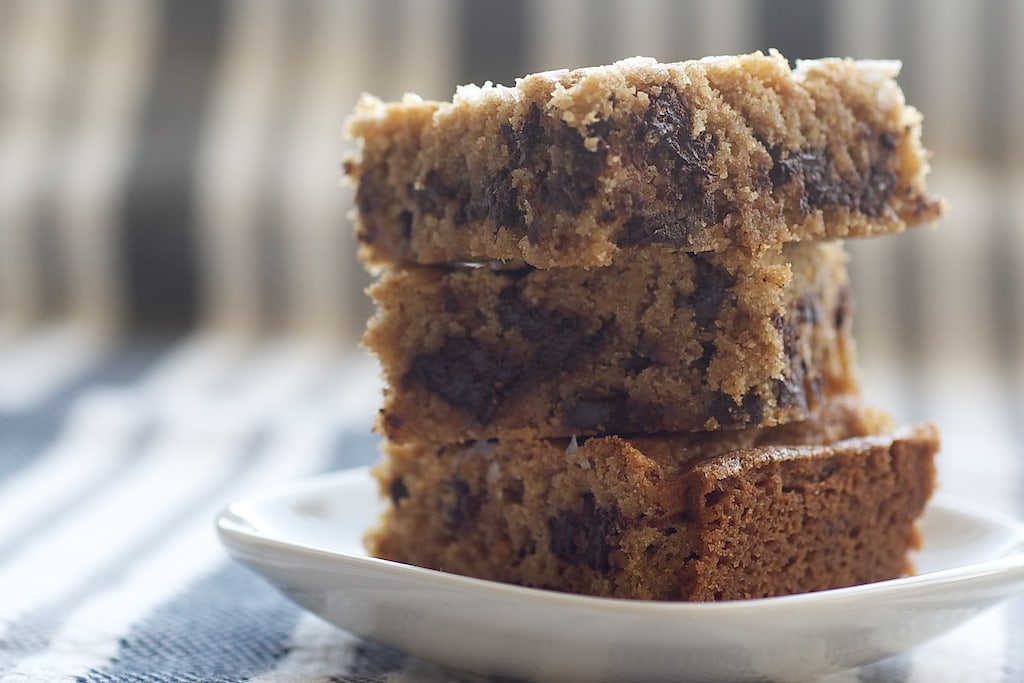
left=346, top=52, right=944, bottom=268
left=363, top=241, right=859, bottom=443
left=366, top=399, right=938, bottom=601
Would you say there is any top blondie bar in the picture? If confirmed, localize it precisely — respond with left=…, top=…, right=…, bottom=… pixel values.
left=345, top=51, right=944, bottom=268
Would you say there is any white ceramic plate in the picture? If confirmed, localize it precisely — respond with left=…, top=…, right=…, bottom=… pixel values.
left=216, top=468, right=1024, bottom=683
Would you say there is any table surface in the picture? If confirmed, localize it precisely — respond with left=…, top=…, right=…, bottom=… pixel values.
left=1, top=329, right=1022, bottom=683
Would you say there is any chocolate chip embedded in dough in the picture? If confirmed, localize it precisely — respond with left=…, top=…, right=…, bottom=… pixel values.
left=691, top=341, right=717, bottom=374
left=464, top=168, right=525, bottom=230
left=547, top=493, right=617, bottom=572
left=775, top=375, right=808, bottom=411
left=834, top=284, right=853, bottom=331
left=440, top=478, right=482, bottom=533
left=389, top=478, right=410, bottom=505
left=689, top=256, right=734, bottom=329
left=408, top=289, right=597, bottom=424
left=772, top=310, right=808, bottom=411
left=397, top=211, right=413, bottom=240
left=858, top=164, right=898, bottom=217
left=411, top=169, right=455, bottom=218
left=406, top=336, right=516, bottom=424
left=616, top=85, right=719, bottom=248
left=505, top=102, right=608, bottom=221
left=769, top=145, right=897, bottom=217
left=708, top=390, right=765, bottom=427
left=495, top=287, right=593, bottom=377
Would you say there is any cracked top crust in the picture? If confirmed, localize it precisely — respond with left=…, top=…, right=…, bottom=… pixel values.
left=345, top=51, right=945, bottom=268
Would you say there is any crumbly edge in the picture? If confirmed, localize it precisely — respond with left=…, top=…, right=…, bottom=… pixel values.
left=345, top=51, right=945, bottom=268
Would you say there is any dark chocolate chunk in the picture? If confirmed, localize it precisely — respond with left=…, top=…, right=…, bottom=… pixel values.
left=707, top=392, right=735, bottom=426
left=409, top=287, right=601, bottom=424
left=505, top=102, right=608, bottom=229
left=620, top=213, right=699, bottom=250
left=772, top=310, right=808, bottom=411
left=858, top=164, right=897, bottom=217
left=799, top=151, right=845, bottom=211
left=539, top=165, right=587, bottom=214
left=411, top=169, right=455, bottom=218
left=703, top=488, right=725, bottom=507
left=640, top=85, right=717, bottom=180
left=354, top=168, right=386, bottom=245
left=496, top=287, right=595, bottom=375
left=397, top=210, right=413, bottom=240
left=355, top=217, right=377, bottom=247
left=355, top=176, right=380, bottom=215
left=689, top=256, right=734, bottom=328
left=389, top=478, right=410, bottom=505
left=740, top=391, right=765, bottom=425
left=440, top=478, right=482, bottom=533
left=547, top=493, right=617, bottom=572
left=406, top=336, right=517, bottom=424
left=465, top=168, right=525, bottom=230
left=691, top=341, right=717, bottom=374
left=707, top=390, right=765, bottom=427
left=506, top=103, right=544, bottom=167
left=382, top=411, right=404, bottom=435
left=548, top=514, right=579, bottom=565
left=774, top=376, right=807, bottom=411
left=834, top=284, right=852, bottom=331
left=502, top=479, right=525, bottom=505
left=769, top=148, right=819, bottom=190
left=768, top=142, right=897, bottom=217
left=623, top=351, right=653, bottom=375
left=616, top=84, right=719, bottom=248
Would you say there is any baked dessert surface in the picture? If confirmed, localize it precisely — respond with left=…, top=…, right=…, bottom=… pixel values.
left=364, top=241, right=860, bottom=443
left=366, top=399, right=939, bottom=601
left=354, top=50, right=944, bottom=603
left=346, top=51, right=944, bottom=268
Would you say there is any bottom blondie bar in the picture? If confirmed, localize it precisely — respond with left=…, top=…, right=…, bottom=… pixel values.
left=366, top=399, right=938, bottom=601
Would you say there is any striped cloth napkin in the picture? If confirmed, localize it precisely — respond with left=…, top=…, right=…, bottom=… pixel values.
left=0, top=327, right=1022, bottom=683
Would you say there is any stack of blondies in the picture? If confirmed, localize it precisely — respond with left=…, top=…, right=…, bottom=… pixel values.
left=345, top=52, right=945, bottom=601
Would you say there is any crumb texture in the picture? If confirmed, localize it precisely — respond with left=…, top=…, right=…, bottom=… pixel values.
left=346, top=52, right=944, bottom=268
left=365, top=400, right=938, bottom=601
left=363, top=241, right=860, bottom=443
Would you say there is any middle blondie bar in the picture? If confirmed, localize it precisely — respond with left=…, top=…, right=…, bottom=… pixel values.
left=364, top=240, right=859, bottom=443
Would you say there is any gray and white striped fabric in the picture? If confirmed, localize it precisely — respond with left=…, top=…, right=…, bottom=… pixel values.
left=2, top=1, right=1023, bottom=681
